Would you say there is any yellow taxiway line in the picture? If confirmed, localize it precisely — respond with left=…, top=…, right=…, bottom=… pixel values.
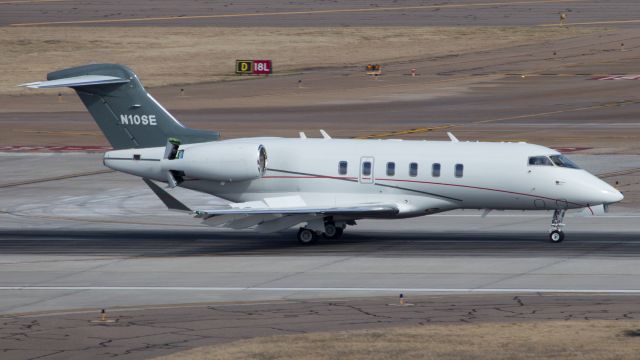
left=0, top=0, right=66, bottom=4
left=540, top=19, right=640, bottom=27
left=9, top=0, right=580, bottom=26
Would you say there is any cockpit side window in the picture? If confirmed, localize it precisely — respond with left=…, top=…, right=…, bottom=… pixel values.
left=550, top=155, right=580, bottom=169
left=528, top=156, right=553, bottom=166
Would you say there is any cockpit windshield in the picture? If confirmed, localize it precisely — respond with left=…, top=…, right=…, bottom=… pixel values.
left=528, top=155, right=581, bottom=169
left=549, top=154, right=580, bottom=169
left=528, top=156, right=553, bottom=166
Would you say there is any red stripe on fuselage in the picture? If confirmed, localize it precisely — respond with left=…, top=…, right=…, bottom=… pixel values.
left=262, top=174, right=585, bottom=207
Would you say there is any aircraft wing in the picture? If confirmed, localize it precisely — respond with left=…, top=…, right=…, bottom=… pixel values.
left=193, top=205, right=398, bottom=218
left=142, top=178, right=398, bottom=232
left=193, top=205, right=397, bottom=233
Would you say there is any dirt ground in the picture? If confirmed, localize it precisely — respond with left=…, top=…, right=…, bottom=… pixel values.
left=157, top=320, right=640, bottom=360
left=1, top=26, right=595, bottom=95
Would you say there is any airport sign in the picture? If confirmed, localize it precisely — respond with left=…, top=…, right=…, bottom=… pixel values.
left=235, top=60, right=272, bottom=75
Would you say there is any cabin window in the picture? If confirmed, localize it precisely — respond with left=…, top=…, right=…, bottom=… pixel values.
left=455, top=164, right=464, bottom=178
left=338, top=161, right=348, bottom=175
left=528, top=156, right=553, bottom=166
left=549, top=155, right=580, bottom=169
left=386, top=162, right=395, bottom=176
left=432, top=163, right=441, bottom=177
left=362, top=161, right=372, bottom=176
left=409, top=162, right=418, bottom=177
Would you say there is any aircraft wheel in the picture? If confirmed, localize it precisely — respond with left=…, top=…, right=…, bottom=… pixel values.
left=323, top=226, right=344, bottom=240
left=549, top=230, right=565, bottom=243
left=297, top=228, right=318, bottom=245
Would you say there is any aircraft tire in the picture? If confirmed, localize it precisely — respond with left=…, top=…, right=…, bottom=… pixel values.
left=549, top=230, right=565, bottom=243
left=323, top=227, right=344, bottom=240
left=297, top=228, right=318, bottom=245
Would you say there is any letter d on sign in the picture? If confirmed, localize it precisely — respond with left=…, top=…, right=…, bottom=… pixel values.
left=235, top=60, right=253, bottom=75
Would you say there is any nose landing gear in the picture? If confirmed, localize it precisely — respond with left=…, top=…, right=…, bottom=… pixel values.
left=549, top=209, right=566, bottom=243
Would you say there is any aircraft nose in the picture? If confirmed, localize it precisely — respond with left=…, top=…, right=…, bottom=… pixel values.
left=596, top=181, right=624, bottom=204
left=602, top=188, right=624, bottom=203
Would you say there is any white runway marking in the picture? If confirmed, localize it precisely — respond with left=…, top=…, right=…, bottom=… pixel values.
left=2, top=287, right=640, bottom=294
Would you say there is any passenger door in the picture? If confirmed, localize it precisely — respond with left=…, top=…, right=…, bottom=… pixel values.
left=359, top=157, right=375, bottom=184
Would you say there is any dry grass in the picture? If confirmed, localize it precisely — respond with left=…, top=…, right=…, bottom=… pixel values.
left=155, top=320, right=640, bottom=360
left=1, top=26, right=595, bottom=95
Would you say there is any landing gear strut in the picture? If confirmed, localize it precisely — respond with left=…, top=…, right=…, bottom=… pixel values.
left=549, top=209, right=566, bottom=243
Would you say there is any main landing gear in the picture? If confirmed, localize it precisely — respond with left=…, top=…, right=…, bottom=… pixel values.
left=297, top=228, right=318, bottom=245
left=549, top=209, right=566, bottom=243
left=297, top=218, right=346, bottom=245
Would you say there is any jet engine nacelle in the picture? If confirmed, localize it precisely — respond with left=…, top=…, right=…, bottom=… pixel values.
left=165, top=142, right=267, bottom=183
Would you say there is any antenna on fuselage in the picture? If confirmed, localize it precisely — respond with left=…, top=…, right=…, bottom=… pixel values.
left=320, top=129, right=332, bottom=139
left=447, top=132, right=459, bottom=142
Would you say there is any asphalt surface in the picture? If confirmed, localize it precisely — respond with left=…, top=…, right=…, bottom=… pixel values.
left=2, top=0, right=639, bottom=27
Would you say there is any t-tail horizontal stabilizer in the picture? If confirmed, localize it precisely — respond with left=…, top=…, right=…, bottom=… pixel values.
left=142, top=178, right=191, bottom=212
left=20, top=75, right=130, bottom=88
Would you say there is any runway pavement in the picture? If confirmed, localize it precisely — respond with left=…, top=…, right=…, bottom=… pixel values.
left=0, top=153, right=639, bottom=318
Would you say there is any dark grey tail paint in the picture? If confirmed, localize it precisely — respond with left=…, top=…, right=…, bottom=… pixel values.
left=48, top=64, right=219, bottom=149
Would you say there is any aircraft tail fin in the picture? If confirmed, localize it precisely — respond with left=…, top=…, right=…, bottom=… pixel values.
left=21, top=64, right=219, bottom=149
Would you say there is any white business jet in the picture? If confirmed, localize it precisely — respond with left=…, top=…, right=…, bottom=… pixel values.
left=22, top=64, right=624, bottom=244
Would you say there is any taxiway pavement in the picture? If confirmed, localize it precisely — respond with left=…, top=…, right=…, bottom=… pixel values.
left=3, top=0, right=638, bottom=28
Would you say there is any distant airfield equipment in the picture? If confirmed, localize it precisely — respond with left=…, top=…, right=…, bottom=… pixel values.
left=90, top=309, right=117, bottom=324
left=366, top=64, right=382, bottom=76
left=235, top=59, right=273, bottom=75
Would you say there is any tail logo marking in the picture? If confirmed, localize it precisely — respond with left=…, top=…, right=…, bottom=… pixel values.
left=120, top=114, right=157, bottom=126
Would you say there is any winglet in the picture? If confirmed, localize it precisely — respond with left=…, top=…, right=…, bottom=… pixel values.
left=299, top=132, right=307, bottom=139
left=447, top=132, right=459, bottom=142
left=320, top=129, right=332, bottom=139
left=142, top=178, right=191, bottom=212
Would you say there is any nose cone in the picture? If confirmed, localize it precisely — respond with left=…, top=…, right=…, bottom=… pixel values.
left=568, top=171, right=624, bottom=206
left=590, top=175, right=624, bottom=204
left=599, top=186, right=624, bottom=204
